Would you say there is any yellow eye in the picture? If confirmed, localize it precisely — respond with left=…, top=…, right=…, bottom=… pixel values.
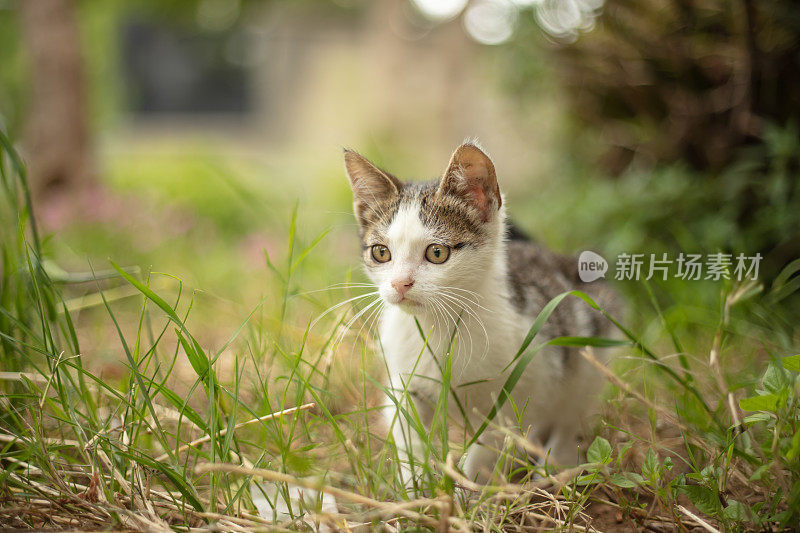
left=371, top=245, right=391, bottom=263
left=425, top=243, right=450, bottom=264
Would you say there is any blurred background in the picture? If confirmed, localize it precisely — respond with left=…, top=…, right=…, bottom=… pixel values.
left=1, top=0, right=799, bottom=349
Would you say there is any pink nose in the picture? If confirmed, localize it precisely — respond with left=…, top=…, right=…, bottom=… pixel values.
left=391, top=278, right=414, bottom=298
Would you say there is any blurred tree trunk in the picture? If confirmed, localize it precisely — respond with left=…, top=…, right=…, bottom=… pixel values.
left=19, top=0, right=93, bottom=204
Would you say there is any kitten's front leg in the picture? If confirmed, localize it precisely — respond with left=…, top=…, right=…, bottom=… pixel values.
left=462, top=429, right=544, bottom=483
left=382, top=388, right=433, bottom=496
left=462, top=440, right=499, bottom=483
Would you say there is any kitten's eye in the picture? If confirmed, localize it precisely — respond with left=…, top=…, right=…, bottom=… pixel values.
left=371, top=245, right=391, bottom=263
left=425, top=243, right=450, bottom=264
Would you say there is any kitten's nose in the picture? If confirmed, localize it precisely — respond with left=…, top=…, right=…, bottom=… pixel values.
left=391, top=278, right=414, bottom=298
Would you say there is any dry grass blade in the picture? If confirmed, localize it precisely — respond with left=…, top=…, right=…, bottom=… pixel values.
left=194, top=462, right=448, bottom=528
left=0, top=371, right=48, bottom=383
left=153, top=402, right=315, bottom=462
left=676, top=505, right=722, bottom=533
left=0, top=432, right=81, bottom=447
left=441, top=455, right=596, bottom=532
left=708, top=290, right=745, bottom=434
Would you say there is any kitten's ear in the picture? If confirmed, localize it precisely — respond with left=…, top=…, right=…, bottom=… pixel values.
left=438, top=143, right=501, bottom=221
left=343, top=149, right=401, bottom=224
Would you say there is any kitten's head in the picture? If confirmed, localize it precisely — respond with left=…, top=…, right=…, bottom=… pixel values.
left=344, top=142, right=505, bottom=312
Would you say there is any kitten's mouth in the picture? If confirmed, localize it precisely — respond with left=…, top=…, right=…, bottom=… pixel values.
left=396, top=296, right=421, bottom=308
left=383, top=290, right=423, bottom=308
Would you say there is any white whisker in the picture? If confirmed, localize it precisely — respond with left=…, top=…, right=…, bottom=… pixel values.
left=333, top=297, right=383, bottom=351
left=435, top=296, right=466, bottom=355
left=311, top=291, right=379, bottom=328
left=296, top=283, right=376, bottom=298
left=438, top=287, right=491, bottom=312
left=438, top=291, right=490, bottom=363
left=353, top=300, right=385, bottom=355
left=438, top=286, right=483, bottom=299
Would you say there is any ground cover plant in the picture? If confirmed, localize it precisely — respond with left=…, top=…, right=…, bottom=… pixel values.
left=2, top=129, right=800, bottom=532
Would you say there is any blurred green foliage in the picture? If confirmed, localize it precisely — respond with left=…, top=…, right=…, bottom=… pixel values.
left=1, top=0, right=798, bottom=301
left=501, top=0, right=800, bottom=287
left=513, top=0, right=800, bottom=174
left=524, top=121, right=800, bottom=275
left=0, top=4, right=26, bottom=133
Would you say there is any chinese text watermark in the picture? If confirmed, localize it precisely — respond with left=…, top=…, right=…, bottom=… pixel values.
left=578, top=252, right=762, bottom=282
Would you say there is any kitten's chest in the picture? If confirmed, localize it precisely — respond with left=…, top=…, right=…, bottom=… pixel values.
left=379, top=305, right=522, bottom=385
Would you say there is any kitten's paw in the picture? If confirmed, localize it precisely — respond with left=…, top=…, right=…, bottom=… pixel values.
left=462, top=443, right=499, bottom=485
left=396, top=462, right=430, bottom=499
left=544, top=429, right=582, bottom=467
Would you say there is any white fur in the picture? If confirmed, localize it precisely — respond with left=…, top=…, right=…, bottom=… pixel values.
left=364, top=199, right=597, bottom=484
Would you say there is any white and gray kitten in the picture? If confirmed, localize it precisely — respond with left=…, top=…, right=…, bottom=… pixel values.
left=343, top=142, right=616, bottom=483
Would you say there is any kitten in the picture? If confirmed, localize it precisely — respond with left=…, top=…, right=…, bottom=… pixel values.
left=343, top=142, right=617, bottom=483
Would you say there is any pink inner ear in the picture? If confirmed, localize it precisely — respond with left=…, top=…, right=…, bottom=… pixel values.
left=467, top=184, right=490, bottom=221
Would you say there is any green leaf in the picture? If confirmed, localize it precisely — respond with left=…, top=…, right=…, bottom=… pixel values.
left=609, top=472, right=644, bottom=488
left=176, top=329, right=208, bottom=380
left=762, top=364, right=787, bottom=393
left=616, top=441, right=633, bottom=466
left=574, top=473, right=602, bottom=486
left=547, top=336, right=631, bottom=348
left=786, top=427, right=800, bottom=461
left=112, top=261, right=186, bottom=329
left=722, top=500, right=747, bottom=521
left=290, top=228, right=330, bottom=274
left=749, top=464, right=769, bottom=482
left=587, top=436, right=613, bottom=464
left=739, top=393, right=781, bottom=412
left=781, top=354, right=800, bottom=373
left=743, top=412, right=772, bottom=424
left=700, top=465, right=720, bottom=483
left=642, top=448, right=659, bottom=480
left=678, top=484, right=722, bottom=516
